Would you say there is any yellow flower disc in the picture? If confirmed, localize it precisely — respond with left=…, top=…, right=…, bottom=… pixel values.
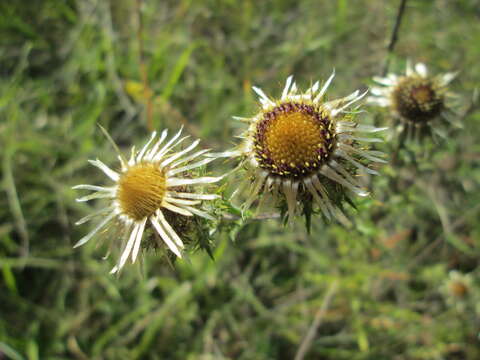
left=117, top=163, right=167, bottom=220
left=254, top=102, right=336, bottom=178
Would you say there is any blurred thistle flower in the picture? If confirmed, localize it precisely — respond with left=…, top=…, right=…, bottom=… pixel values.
left=441, top=270, right=474, bottom=311
left=368, top=61, right=458, bottom=141
left=216, top=73, right=387, bottom=225
left=73, top=127, right=221, bottom=273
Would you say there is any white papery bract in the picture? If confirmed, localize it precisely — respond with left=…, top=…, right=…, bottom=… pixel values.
left=73, top=128, right=221, bottom=273
left=217, top=72, right=387, bottom=225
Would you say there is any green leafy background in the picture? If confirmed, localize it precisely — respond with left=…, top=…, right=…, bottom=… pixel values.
left=1, top=0, right=479, bottom=359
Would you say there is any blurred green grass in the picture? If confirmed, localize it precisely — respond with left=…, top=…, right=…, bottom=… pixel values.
left=1, top=0, right=480, bottom=359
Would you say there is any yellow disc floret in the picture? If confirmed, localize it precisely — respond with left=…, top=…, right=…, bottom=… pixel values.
left=265, top=111, right=324, bottom=166
left=254, top=102, right=336, bottom=178
left=117, top=163, right=167, bottom=220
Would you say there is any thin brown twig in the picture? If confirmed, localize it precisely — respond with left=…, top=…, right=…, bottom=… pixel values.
left=136, top=0, right=154, bottom=131
left=294, top=280, right=339, bottom=360
left=381, top=0, right=409, bottom=167
left=382, top=0, right=408, bottom=76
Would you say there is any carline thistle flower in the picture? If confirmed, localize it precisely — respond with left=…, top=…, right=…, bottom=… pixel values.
left=368, top=62, right=458, bottom=140
left=219, top=72, right=387, bottom=224
left=441, top=270, right=475, bottom=312
left=73, top=127, right=222, bottom=273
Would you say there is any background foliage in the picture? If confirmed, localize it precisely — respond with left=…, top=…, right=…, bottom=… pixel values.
left=1, top=0, right=480, bottom=359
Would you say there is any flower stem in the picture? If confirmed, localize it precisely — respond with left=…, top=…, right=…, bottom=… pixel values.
left=382, top=0, right=409, bottom=76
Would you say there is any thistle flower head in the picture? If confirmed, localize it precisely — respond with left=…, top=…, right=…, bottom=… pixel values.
left=219, top=73, right=387, bottom=225
left=368, top=61, right=458, bottom=140
left=441, top=270, right=475, bottom=311
left=73, top=128, right=221, bottom=273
